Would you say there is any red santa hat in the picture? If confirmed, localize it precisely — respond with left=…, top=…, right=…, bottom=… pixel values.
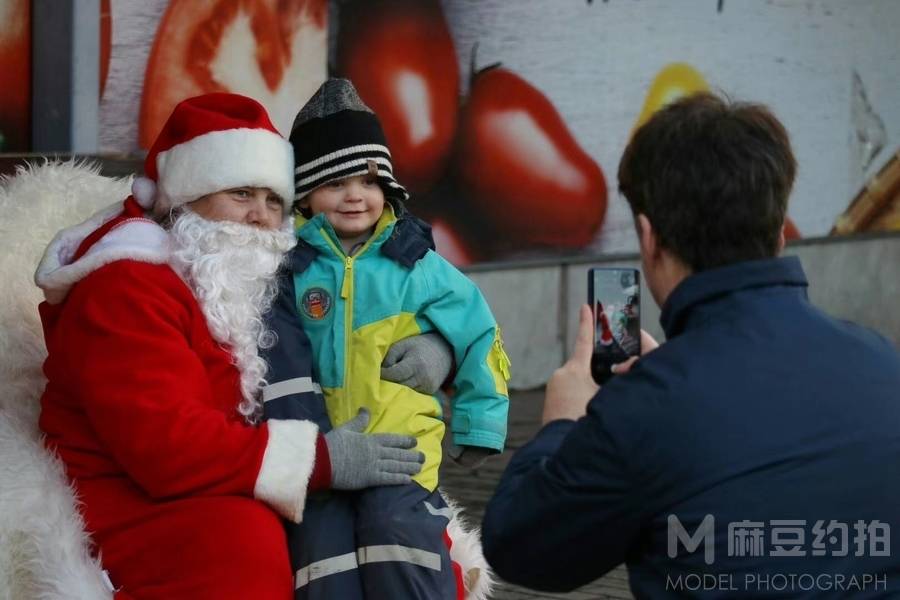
left=131, top=93, right=294, bottom=216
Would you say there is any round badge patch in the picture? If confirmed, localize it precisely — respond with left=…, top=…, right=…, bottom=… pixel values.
left=300, top=287, right=333, bottom=320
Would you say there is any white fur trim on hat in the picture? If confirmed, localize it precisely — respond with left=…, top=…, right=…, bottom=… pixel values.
left=154, top=128, right=294, bottom=214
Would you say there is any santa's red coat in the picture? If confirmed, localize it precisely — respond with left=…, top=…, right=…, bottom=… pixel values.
left=36, top=199, right=328, bottom=598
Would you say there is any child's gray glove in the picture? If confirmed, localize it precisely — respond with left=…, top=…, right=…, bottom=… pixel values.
left=324, top=408, right=425, bottom=490
left=447, top=444, right=495, bottom=470
left=381, top=332, right=453, bottom=394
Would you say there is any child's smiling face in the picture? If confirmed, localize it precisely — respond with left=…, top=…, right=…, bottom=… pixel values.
left=302, top=173, right=386, bottom=240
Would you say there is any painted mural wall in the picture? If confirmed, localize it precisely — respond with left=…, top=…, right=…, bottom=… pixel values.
left=29, top=0, right=900, bottom=264
left=430, top=0, right=900, bottom=261
left=100, top=0, right=327, bottom=154
left=0, top=0, right=31, bottom=152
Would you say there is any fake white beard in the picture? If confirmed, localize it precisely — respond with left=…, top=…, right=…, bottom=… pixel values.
left=169, top=210, right=296, bottom=422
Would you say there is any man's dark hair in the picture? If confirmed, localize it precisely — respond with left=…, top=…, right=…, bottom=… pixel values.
left=618, top=92, right=797, bottom=272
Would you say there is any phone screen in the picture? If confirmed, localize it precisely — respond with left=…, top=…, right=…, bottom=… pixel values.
left=588, top=268, right=641, bottom=385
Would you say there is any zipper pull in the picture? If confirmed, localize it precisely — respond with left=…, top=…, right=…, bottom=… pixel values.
left=341, top=256, right=353, bottom=299
left=494, top=327, right=512, bottom=381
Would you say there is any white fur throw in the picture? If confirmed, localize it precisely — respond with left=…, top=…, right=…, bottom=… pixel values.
left=0, top=161, right=126, bottom=599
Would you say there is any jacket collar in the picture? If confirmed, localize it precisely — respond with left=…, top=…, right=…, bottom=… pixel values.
left=295, top=204, right=397, bottom=257
left=660, top=256, right=808, bottom=338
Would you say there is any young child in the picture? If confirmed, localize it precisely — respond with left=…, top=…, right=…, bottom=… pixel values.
left=262, top=79, right=510, bottom=600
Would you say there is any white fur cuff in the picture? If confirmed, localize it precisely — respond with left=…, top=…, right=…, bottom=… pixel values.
left=254, top=419, right=319, bottom=523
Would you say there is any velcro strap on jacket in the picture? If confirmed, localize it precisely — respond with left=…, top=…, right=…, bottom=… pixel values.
left=382, top=215, right=435, bottom=268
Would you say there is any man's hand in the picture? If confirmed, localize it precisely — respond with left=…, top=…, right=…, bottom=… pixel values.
left=324, top=408, right=425, bottom=490
left=542, top=304, right=600, bottom=425
left=381, top=332, right=453, bottom=394
left=611, top=329, right=661, bottom=375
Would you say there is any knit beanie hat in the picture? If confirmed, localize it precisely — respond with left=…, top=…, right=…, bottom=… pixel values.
left=290, top=78, right=409, bottom=207
left=131, top=93, right=295, bottom=216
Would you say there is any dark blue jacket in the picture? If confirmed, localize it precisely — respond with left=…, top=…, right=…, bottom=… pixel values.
left=482, top=257, right=900, bottom=598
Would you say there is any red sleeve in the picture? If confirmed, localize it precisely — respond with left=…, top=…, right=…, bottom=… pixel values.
left=56, top=260, right=321, bottom=522
left=309, top=433, right=332, bottom=491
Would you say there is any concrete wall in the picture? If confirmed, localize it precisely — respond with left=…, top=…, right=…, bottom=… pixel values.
left=466, top=234, right=900, bottom=390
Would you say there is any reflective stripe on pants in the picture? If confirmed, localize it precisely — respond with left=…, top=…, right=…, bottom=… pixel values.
left=286, top=485, right=461, bottom=600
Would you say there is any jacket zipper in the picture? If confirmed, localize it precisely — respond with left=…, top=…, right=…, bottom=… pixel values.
left=342, top=255, right=353, bottom=396
left=341, top=256, right=352, bottom=299
left=318, top=232, right=356, bottom=402
left=319, top=226, right=387, bottom=411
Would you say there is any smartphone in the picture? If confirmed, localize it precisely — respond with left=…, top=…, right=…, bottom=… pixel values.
left=588, top=268, right=641, bottom=385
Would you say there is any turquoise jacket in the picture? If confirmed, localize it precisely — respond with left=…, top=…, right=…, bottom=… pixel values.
left=293, top=208, right=510, bottom=491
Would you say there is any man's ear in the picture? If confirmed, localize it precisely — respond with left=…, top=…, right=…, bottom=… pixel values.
left=637, top=214, right=658, bottom=259
left=777, top=224, right=786, bottom=254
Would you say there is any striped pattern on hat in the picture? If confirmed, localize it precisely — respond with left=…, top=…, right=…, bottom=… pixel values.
left=294, top=143, right=407, bottom=201
left=290, top=79, right=408, bottom=204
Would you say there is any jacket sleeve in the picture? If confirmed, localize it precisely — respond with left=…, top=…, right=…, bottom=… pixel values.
left=57, top=261, right=322, bottom=523
left=417, top=253, right=510, bottom=451
left=259, top=266, right=333, bottom=432
left=481, top=392, right=645, bottom=592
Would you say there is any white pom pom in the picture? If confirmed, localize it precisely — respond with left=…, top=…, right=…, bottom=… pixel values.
left=131, top=177, right=157, bottom=209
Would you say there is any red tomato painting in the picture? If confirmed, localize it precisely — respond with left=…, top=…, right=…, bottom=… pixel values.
left=455, top=67, right=607, bottom=248
left=139, top=0, right=327, bottom=148
left=337, top=0, right=459, bottom=196
left=0, top=0, right=31, bottom=151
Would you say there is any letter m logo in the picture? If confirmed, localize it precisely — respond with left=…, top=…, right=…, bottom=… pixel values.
left=668, top=514, right=715, bottom=565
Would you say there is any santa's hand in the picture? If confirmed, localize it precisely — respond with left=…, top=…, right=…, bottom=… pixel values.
left=381, top=332, right=453, bottom=394
left=325, top=409, right=425, bottom=490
